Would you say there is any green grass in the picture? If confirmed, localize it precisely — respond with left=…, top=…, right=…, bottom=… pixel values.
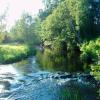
left=0, top=44, right=32, bottom=64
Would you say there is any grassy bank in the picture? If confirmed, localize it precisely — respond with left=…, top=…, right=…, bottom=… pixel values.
left=0, top=44, right=33, bottom=64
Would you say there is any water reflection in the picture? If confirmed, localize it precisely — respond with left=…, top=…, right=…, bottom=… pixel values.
left=60, top=86, right=98, bottom=100
left=13, top=57, right=39, bottom=75
left=36, top=49, right=83, bottom=72
left=0, top=57, right=39, bottom=79
left=60, top=88, right=84, bottom=100
left=0, top=57, right=39, bottom=94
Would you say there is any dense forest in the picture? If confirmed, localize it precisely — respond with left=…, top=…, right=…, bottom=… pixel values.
left=0, top=0, right=100, bottom=98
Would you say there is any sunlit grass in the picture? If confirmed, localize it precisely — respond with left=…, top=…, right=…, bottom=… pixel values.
left=0, top=44, right=31, bottom=64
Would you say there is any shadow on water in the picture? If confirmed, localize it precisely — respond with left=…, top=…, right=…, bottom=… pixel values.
left=60, top=88, right=84, bottom=100
left=13, top=57, right=39, bottom=75
left=60, top=83, right=99, bottom=100
left=36, top=48, right=83, bottom=72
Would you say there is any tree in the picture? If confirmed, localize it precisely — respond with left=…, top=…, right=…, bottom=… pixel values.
left=38, top=0, right=64, bottom=21
left=66, top=0, right=100, bottom=40
left=10, top=13, right=40, bottom=45
left=40, top=0, right=76, bottom=47
left=0, top=8, right=8, bottom=43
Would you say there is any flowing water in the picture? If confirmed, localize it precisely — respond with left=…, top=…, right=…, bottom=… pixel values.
left=0, top=57, right=99, bottom=100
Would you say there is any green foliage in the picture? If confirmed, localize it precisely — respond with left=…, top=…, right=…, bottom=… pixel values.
left=39, top=0, right=100, bottom=54
left=66, top=0, right=89, bottom=37
left=41, top=0, right=76, bottom=46
left=0, top=45, right=31, bottom=64
left=80, top=37, right=100, bottom=92
left=91, top=65, right=100, bottom=80
left=80, top=38, right=100, bottom=70
left=39, top=0, right=64, bottom=20
left=89, top=40, right=100, bottom=97
left=40, top=0, right=100, bottom=48
left=66, top=0, right=100, bottom=39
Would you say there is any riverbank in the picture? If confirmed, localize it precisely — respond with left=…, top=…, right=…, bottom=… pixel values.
left=0, top=44, right=35, bottom=64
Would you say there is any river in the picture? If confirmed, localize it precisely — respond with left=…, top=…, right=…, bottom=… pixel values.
left=0, top=57, right=99, bottom=100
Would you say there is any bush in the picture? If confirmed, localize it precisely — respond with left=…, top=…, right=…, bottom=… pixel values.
left=90, top=65, right=100, bottom=80
left=80, top=38, right=100, bottom=97
left=80, top=38, right=100, bottom=70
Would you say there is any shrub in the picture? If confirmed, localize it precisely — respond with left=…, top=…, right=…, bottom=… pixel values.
left=80, top=38, right=100, bottom=70
left=90, top=65, right=100, bottom=80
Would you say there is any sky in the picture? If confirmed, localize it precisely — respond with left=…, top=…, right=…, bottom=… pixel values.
left=0, top=0, right=44, bottom=30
